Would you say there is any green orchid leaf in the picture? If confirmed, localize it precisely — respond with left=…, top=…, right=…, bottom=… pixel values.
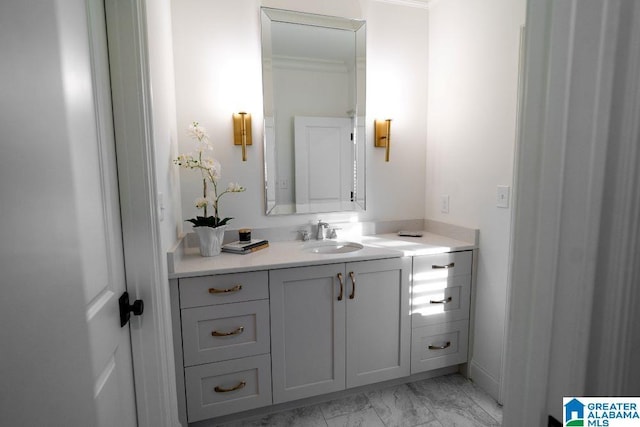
left=185, top=216, right=233, bottom=228
left=217, top=217, right=233, bottom=226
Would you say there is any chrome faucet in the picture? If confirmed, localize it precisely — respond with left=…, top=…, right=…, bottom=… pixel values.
left=316, top=220, right=329, bottom=240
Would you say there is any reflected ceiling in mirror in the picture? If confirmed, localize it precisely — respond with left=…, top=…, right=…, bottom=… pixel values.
left=261, top=8, right=366, bottom=215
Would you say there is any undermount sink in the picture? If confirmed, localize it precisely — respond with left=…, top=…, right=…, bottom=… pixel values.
left=303, top=241, right=364, bottom=254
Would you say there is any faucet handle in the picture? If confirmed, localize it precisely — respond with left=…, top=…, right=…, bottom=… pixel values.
left=327, top=227, right=341, bottom=239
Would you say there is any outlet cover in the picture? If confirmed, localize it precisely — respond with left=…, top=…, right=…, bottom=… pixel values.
left=441, top=195, right=450, bottom=213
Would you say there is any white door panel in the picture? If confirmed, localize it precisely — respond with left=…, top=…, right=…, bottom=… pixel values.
left=83, top=0, right=138, bottom=425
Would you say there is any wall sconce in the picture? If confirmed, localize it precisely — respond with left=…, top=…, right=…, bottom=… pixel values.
left=233, top=112, right=252, bottom=161
left=374, top=119, right=392, bottom=162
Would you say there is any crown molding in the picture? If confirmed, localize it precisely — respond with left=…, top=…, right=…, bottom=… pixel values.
left=371, top=0, right=430, bottom=10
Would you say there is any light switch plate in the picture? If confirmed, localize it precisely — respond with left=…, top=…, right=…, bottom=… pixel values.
left=497, top=185, right=510, bottom=208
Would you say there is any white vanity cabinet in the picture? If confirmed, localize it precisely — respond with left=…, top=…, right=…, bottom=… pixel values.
left=269, top=257, right=411, bottom=404
left=410, top=250, right=473, bottom=373
left=168, top=233, right=476, bottom=425
left=170, top=271, right=273, bottom=424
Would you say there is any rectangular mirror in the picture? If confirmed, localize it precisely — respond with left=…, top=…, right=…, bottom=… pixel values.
left=261, top=8, right=366, bottom=215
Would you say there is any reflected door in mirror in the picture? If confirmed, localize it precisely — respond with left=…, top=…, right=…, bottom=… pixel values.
left=294, top=117, right=354, bottom=213
left=261, top=8, right=366, bottom=215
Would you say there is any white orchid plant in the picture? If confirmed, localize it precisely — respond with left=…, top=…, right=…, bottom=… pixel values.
left=174, top=121, right=245, bottom=228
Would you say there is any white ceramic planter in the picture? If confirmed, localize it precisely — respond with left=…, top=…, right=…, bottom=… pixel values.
left=194, top=225, right=227, bottom=257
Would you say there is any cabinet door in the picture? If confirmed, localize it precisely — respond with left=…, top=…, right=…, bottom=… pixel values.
left=345, top=257, right=411, bottom=388
left=269, top=264, right=346, bottom=403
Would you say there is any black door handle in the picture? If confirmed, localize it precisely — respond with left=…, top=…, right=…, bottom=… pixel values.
left=119, top=291, right=144, bottom=327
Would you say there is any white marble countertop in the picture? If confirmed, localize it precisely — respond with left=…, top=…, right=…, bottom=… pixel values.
left=168, top=230, right=476, bottom=279
left=361, top=232, right=476, bottom=256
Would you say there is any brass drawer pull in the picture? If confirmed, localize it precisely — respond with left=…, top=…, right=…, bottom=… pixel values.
left=432, top=262, right=455, bottom=269
left=208, top=284, right=242, bottom=294
left=430, top=296, right=453, bottom=304
left=428, top=341, right=451, bottom=350
left=348, top=271, right=356, bottom=299
left=214, top=381, right=246, bottom=393
left=337, top=273, right=344, bottom=301
left=212, top=326, right=245, bottom=337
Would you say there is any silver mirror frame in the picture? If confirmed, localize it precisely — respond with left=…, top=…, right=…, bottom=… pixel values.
left=261, top=7, right=366, bottom=215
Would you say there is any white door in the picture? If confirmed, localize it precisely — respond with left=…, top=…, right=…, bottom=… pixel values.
left=293, top=116, right=353, bottom=212
left=81, top=1, right=138, bottom=425
left=345, top=258, right=411, bottom=388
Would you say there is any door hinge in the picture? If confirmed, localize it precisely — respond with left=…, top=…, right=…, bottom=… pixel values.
left=119, top=291, right=144, bottom=327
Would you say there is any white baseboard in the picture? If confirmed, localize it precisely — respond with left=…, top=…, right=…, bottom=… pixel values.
left=469, top=360, right=500, bottom=403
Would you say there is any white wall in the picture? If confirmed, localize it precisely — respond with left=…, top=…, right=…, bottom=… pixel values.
left=426, top=0, right=525, bottom=399
left=0, top=1, right=97, bottom=424
left=170, top=0, right=428, bottom=231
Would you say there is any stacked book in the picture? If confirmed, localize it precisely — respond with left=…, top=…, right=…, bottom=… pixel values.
left=221, top=239, right=269, bottom=255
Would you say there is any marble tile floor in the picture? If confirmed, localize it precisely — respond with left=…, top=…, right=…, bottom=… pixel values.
left=216, top=374, right=502, bottom=427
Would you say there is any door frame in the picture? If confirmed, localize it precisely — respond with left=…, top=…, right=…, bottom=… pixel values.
left=503, top=0, right=626, bottom=424
left=103, top=1, right=640, bottom=425
left=104, top=0, right=178, bottom=425
left=105, top=0, right=619, bottom=425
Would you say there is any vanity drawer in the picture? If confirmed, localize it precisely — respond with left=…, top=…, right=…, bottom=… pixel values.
left=185, top=354, right=272, bottom=422
left=179, top=271, right=268, bottom=308
left=413, top=251, right=472, bottom=280
left=182, top=300, right=270, bottom=366
left=410, top=320, right=469, bottom=374
left=411, top=274, right=471, bottom=327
